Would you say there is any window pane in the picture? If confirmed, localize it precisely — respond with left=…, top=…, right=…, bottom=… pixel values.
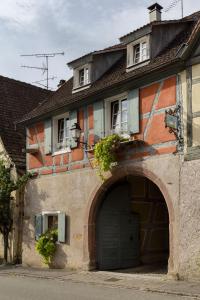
left=79, top=69, right=84, bottom=86
left=121, top=99, right=128, bottom=111
left=58, top=118, right=64, bottom=143
left=111, top=101, right=120, bottom=132
left=112, top=101, right=119, bottom=114
left=141, top=42, right=147, bottom=49
left=64, top=118, right=70, bottom=139
left=134, top=44, right=140, bottom=64
left=48, top=215, right=58, bottom=231
left=121, top=99, right=128, bottom=133
left=85, top=68, right=89, bottom=84
left=121, top=111, right=128, bottom=123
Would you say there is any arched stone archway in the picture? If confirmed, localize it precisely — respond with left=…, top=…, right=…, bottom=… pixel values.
left=83, top=165, right=175, bottom=274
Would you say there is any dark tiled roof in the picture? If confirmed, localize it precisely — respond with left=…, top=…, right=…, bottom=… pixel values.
left=0, top=75, right=51, bottom=168
left=19, top=11, right=200, bottom=124
left=68, top=43, right=126, bottom=66
left=120, top=10, right=200, bottom=41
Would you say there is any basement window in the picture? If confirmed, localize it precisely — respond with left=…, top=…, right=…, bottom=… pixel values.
left=35, top=211, right=66, bottom=243
left=47, top=215, right=58, bottom=231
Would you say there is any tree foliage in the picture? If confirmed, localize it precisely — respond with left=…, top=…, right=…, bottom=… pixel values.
left=0, top=159, right=31, bottom=263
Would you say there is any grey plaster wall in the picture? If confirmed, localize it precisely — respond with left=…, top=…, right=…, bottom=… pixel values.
left=180, top=159, right=200, bottom=279
left=23, top=153, right=183, bottom=276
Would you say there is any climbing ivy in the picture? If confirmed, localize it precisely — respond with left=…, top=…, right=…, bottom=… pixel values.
left=94, top=134, right=127, bottom=180
left=35, top=229, right=58, bottom=266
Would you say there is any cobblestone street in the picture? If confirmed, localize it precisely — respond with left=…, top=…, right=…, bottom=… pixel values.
left=0, top=266, right=200, bottom=299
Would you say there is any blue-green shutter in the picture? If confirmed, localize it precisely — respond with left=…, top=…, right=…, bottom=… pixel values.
left=94, top=101, right=104, bottom=142
left=69, top=110, right=78, bottom=148
left=127, top=89, right=139, bottom=134
left=58, top=212, right=66, bottom=243
left=44, top=119, right=52, bottom=154
left=35, top=214, right=43, bottom=240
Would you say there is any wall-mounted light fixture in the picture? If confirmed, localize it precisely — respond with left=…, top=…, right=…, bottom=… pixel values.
left=70, top=123, right=93, bottom=151
left=70, top=123, right=82, bottom=143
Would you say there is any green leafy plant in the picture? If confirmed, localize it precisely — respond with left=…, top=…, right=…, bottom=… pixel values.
left=0, top=159, right=31, bottom=263
left=94, top=134, right=127, bottom=180
left=35, top=229, right=58, bottom=265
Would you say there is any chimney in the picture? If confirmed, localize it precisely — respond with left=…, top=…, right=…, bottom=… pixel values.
left=148, top=3, right=163, bottom=22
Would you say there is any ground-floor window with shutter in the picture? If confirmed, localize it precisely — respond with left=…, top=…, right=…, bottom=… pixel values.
left=35, top=211, right=66, bottom=243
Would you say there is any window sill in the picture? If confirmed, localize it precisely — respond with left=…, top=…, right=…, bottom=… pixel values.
left=52, top=148, right=71, bottom=156
left=126, top=59, right=150, bottom=72
left=72, top=83, right=91, bottom=94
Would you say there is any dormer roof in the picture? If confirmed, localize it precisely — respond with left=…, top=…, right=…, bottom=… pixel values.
left=67, top=43, right=126, bottom=68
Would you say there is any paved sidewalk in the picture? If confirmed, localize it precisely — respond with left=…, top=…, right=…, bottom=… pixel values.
left=0, top=265, right=200, bottom=299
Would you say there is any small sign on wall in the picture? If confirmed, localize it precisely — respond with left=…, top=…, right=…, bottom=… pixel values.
left=165, top=113, right=178, bottom=130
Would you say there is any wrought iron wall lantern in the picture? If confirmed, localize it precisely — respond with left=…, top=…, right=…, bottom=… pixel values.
left=165, top=105, right=184, bottom=149
left=70, top=123, right=94, bottom=152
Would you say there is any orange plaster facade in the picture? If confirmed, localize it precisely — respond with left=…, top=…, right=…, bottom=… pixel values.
left=27, top=76, right=177, bottom=175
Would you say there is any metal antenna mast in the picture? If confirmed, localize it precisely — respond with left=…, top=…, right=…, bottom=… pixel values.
left=164, top=0, right=184, bottom=18
left=20, top=52, right=64, bottom=90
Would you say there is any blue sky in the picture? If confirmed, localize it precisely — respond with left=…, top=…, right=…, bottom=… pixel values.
left=0, top=0, right=199, bottom=90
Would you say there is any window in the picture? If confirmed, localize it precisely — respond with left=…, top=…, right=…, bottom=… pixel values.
left=133, top=44, right=140, bottom=64
left=133, top=42, right=148, bottom=64
left=57, top=117, right=70, bottom=150
left=79, top=68, right=85, bottom=86
left=35, top=212, right=66, bottom=242
left=53, top=113, right=71, bottom=153
left=47, top=215, right=58, bottom=231
left=111, top=99, right=128, bottom=134
left=79, top=67, right=89, bottom=87
left=127, top=36, right=150, bottom=69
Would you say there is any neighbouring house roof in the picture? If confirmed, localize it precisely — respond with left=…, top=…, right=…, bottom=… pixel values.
left=0, top=75, right=51, bottom=169
left=19, top=10, right=200, bottom=124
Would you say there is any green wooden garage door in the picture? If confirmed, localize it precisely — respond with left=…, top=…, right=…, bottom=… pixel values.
left=96, top=183, right=140, bottom=270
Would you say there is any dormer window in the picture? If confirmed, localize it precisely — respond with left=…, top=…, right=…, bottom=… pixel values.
left=79, top=69, right=85, bottom=86
left=133, top=42, right=148, bottom=64
left=79, top=67, right=89, bottom=86
left=127, top=36, right=150, bottom=71
left=72, top=64, right=91, bottom=92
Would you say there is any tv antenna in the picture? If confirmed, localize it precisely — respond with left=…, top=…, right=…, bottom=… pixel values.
left=164, top=0, right=184, bottom=18
left=20, top=52, right=64, bottom=90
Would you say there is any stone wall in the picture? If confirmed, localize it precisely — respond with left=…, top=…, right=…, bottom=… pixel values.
left=180, top=159, right=200, bottom=279
left=23, top=153, right=181, bottom=276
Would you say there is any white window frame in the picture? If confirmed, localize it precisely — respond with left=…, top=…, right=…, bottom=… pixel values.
left=104, top=92, right=129, bottom=137
left=53, top=112, right=71, bottom=155
left=42, top=211, right=60, bottom=234
left=73, top=63, right=91, bottom=92
left=127, top=35, right=150, bottom=70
